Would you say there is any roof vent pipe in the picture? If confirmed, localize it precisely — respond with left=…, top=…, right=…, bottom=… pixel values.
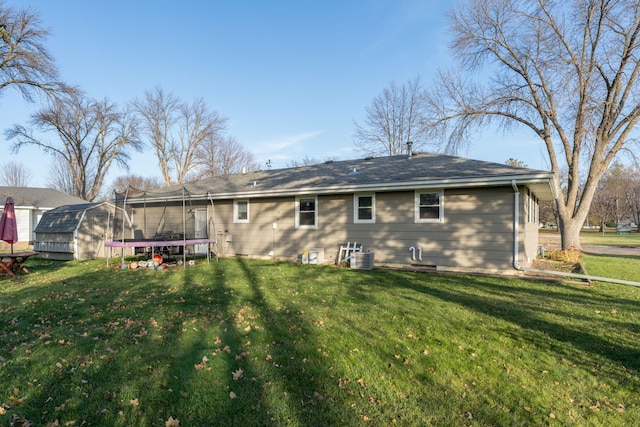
left=407, top=141, right=413, bottom=158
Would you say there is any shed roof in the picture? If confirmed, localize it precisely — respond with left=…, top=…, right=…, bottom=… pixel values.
left=0, top=187, right=87, bottom=209
left=34, top=202, right=111, bottom=233
left=126, top=152, right=556, bottom=202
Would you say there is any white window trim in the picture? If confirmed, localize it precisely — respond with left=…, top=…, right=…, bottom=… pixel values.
left=233, top=199, right=250, bottom=223
left=414, top=189, right=444, bottom=223
left=295, top=195, right=318, bottom=229
left=354, top=193, right=375, bottom=224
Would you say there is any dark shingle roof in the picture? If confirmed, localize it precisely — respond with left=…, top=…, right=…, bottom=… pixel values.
left=0, top=187, right=87, bottom=208
left=34, top=203, right=101, bottom=233
left=127, top=152, right=556, bottom=202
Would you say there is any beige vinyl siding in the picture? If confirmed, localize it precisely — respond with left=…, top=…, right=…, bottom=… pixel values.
left=128, top=185, right=533, bottom=271
left=211, top=187, right=518, bottom=269
left=353, top=188, right=516, bottom=269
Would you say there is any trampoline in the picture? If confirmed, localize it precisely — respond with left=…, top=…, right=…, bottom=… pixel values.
left=106, top=185, right=218, bottom=268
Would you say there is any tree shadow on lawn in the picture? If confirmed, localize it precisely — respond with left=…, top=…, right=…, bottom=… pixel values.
left=0, top=260, right=341, bottom=426
left=384, top=272, right=640, bottom=378
left=0, top=263, right=231, bottom=425
left=234, top=258, right=352, bottom=426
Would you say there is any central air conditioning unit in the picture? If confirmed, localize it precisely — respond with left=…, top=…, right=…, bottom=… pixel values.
left=350, top=252, right=374, bottom=270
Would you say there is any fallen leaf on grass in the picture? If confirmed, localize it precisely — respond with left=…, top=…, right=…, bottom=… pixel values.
left=549, top=412, right=556, bottom=419
left=130, top=398, right=139, bottom=406
left=11, top=397, right=26, bottom=405
left=232, top=369, right=244, bottom=380
left=165, top=416, right=180, bottom=426
left=229, top=391, right=237, bottom=399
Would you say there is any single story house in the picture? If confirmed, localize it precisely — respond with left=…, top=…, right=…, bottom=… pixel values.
left=0, top=187, right=87, bottom=252
left=34, top=202, right=117, bottom=260
left=115, top=152, right=556, bottom=274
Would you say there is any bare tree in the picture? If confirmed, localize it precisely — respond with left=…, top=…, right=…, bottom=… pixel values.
left=353, top=76, right=428, bottom=156
left=505, top=158, right=527, bottom=168
left=132, top=87, right=179, bottom=186
left=7, top=91, right=141, bottom=201
left=47, top=152, right=75, bottom=195
left=424, top=0, right=640, bottom=250
left=193, top=134, right=259, bottom=178
left=287, top=155, right=340, bottom=168
left=134, top=87, right=228, bottom=186
left=0, top=161, right=32, bottom=186
left=0, top=3, right=67, bottom=101
left=629, top=166, right=640, bottom=232
left=107, top=174, right=163, bottom=195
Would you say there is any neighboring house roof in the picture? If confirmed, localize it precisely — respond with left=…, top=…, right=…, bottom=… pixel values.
left=128, top=153, right=556, bottom=202
left=34, top=202, right=110, bottom=233
left=0, top=187, right=87, bottom=209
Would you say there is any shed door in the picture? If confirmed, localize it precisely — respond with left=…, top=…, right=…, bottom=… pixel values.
left=194, top=209, right=208, bottom=254
left=91, top=214, right=107, bottom=259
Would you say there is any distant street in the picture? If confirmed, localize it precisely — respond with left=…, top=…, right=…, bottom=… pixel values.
left=539, top=232, right=640, bottom=256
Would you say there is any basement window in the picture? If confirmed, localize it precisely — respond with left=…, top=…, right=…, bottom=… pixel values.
left=415, top=190, right=443, bottom=223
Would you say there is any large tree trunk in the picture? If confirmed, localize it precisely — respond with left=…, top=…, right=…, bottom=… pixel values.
left=558, top=214, right=582, bottom=249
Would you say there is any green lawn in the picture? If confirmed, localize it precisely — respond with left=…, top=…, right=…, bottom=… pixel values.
left=580, top=230, right=640, bottom=248
left=2, top=258, right=640, bottom=426
left=581, top=253, right=640, bottom=283
left=540, top=228, right=640, bottom=248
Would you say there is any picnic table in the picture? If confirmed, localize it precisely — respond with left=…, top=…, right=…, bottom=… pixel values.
left=0, top=251, right=39, bottom=276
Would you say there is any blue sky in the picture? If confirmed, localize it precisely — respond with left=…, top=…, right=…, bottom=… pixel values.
left=1, top=0, right=548, bottom=188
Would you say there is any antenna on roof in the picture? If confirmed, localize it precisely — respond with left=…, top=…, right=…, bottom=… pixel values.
left=266, top=159, right=272, bottom=170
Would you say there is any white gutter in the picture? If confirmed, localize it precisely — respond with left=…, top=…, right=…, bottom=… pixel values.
left=511, top=180, right=640, bottom=287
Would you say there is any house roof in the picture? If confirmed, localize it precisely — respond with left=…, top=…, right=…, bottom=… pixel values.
left=0, top=187, right=87, bottom=209
left=34, top=202, right=111, bottom=233
left=125, top=153, right=557, bottom=202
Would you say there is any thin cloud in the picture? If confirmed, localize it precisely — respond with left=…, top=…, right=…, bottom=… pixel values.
left=252, top=131, right=324, bottom=154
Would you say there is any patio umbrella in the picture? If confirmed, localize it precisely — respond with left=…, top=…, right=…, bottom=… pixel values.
left=0, top=197, right=18, bottom=253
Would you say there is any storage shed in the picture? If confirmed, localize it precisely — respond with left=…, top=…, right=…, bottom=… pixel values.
left=34, top=202, right=117, bottom=260
left=0, top=187, right=87, bottom=251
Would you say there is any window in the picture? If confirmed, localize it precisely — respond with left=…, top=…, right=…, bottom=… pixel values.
left=527, top=189, right=538, bottom=224
left=354, top=193, right=375, bottom=223
left=234, top=200, right=249, bottom=223
left=414, top=190, right=443, bottom=223
left=296, top=196, right=318, bottom=229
